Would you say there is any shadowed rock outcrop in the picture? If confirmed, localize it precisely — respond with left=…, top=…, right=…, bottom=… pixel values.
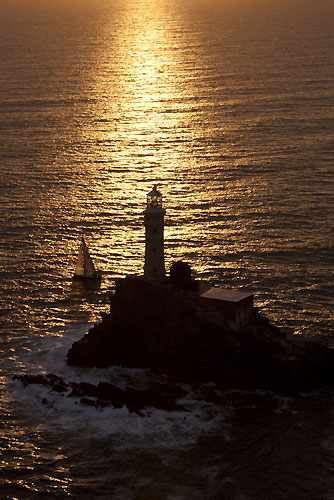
left=67, top=275, right=334, bottom=394
left=13, top=373, right=187, bottom=413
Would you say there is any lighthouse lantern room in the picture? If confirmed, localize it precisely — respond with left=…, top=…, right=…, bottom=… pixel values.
left=144, top=185, right=166, bottom=279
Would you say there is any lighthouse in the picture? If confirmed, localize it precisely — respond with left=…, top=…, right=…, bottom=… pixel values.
left=144, top=185, right=166, bottom=279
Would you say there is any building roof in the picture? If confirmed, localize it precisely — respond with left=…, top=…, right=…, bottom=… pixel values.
left=200, top=287, right=253, bottom=303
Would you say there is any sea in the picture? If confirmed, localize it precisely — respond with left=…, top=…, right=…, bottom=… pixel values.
left=0, top=0, right=333, bottom=498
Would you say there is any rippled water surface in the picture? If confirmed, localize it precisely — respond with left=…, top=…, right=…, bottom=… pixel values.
left=0, top=0, right=333, bottom=498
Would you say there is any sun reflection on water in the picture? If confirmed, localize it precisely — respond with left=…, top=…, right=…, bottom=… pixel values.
left=0, top=0, right=333, bottom=496
left=0, top=0, right=332, bottom=337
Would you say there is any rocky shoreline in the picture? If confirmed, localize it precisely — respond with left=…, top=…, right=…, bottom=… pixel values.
left=13, top=373, right=187, bottom=413
left=15, top=272, right=334, bottom=407
left=66, top=274, right=334, bottom=395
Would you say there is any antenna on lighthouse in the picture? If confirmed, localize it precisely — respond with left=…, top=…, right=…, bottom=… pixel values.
left=144, top=185, right=166, bottom=279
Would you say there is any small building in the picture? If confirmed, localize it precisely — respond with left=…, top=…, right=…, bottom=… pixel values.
left=199, top=286, right=254, bottom=332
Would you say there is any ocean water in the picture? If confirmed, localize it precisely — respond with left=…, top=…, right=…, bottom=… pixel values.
left=0, top=0, right=333, bottom=498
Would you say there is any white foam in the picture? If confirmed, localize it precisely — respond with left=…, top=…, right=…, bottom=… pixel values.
left=8, top=322, right=228, bottom=449
left=10, top=377, right=226, bottom=448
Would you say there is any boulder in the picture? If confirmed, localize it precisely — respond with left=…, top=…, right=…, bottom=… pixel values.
left=14, top=372, right=187, bottom=413
left=170, top=261, right=198, bottom=291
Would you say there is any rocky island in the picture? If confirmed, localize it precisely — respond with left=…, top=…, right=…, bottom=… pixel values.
left=67, top=264, right=334, bottom=395
left=66, top=186, right=334, bottom=395
left=15, top=187, right=334, bottom=407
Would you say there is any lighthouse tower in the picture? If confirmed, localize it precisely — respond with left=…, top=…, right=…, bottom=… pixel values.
left=144, top=185, right=166, bottom=279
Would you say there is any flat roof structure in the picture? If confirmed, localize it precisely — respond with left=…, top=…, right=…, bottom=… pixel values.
left=200, top=287, right=253, bottom=303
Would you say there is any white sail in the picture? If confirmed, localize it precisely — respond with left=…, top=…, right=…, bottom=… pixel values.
left=82, top=238, right=96, bottom=277
left=75, top=241, right=85, bottom=276
left=74, top=237, right=98, bottom=278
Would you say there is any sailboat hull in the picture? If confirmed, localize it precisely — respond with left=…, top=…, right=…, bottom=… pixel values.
left=73, top=271, right=102, bottom=280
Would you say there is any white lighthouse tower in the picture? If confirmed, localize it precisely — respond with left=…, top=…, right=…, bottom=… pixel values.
left=144, top=185, right=166, bottom=279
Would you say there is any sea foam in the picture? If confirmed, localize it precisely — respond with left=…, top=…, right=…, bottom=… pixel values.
left=8, top=323, right=227, bottom=448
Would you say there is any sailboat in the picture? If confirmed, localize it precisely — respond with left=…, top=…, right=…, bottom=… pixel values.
left=73, top=237, right=101, bottom=280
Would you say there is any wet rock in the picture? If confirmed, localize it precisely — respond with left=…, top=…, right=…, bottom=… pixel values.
left=66, top=322, right=114, bottom=368
left=65, top=275, right=334, bottom=394
left=15, top=372, right=187, bottom=413
left=13, top=373, right=68, bottom=391
left=51, top=383, right=67, bottom=393
left=69, top=381, right=99, bottom=398
left=96, top=382, right=125, bottom=402
left=13, top=374, right=49, bottom=387
left=80, top=397, right=96, bottom=407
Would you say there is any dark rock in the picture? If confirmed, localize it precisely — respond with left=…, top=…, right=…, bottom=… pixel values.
left=13, top=373, right=68, bottom=390
left=13, top=374, right=49, bottom=387
left=51, top=383, right=67, bottom=393
left=15, top=371, right=187, bottom=413
left=72, top=381, right=99, bottom=398
left=66, top=275, right=334, bottom=394
left=95, top=398, right=111, bottom=408
left=67, top=322, right=114, bottom=368
left=96, top=382, right=125, bottom=401
left=170, top=261, right=199, bottom=291
left=80, top=397, right=96, bottom=407
left=46, top=373, right=66, bottom=383
left=159, top=383, right=187, bottom=400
